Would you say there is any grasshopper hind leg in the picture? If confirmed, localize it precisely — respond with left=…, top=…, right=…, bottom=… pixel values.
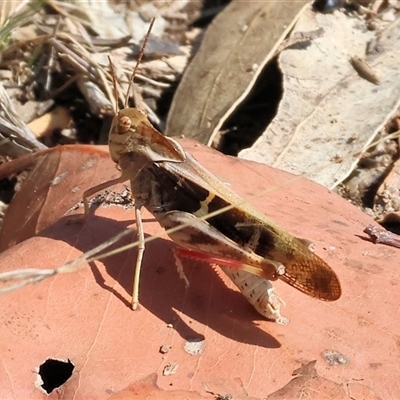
left=172, top=248, right=289, bottom=324
left=156, top=211, right=285, bottom=281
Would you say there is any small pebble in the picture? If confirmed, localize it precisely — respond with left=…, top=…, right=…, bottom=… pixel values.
left=162, top=363, right=178, bottom=376
left=159, top=344, right=172, bottom=354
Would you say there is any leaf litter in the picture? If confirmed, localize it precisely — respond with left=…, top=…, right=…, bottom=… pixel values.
left=166, top=0, right=400, bottom=224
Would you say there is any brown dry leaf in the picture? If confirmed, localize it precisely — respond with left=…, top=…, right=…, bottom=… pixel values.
left=165, top=0, right=308, bottom=143
left=0, top=140, right=398, bottom=399
left=240, top=8, right=400, bottom=188
left=0, top=145, right=114, bottom=252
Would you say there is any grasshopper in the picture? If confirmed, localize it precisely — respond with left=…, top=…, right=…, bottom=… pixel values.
left=82, top=23, right=341, bottom=324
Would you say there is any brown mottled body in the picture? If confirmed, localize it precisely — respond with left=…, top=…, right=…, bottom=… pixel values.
left=107, top=108, right=341, bottom=312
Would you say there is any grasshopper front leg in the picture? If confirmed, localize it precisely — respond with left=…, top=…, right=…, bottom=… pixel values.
left=132, top=204, right=145, bottom=310
left=81, top=177, right=125, bottom=217
left=79, top=176, right=146, bottom=310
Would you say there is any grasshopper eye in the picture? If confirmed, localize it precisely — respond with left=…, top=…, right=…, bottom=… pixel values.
left=118, top=115, right=132, bottom=134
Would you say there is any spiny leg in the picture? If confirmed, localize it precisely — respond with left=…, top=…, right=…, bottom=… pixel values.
left=174, top=246, right=285, bottom=281
left=172, top=246, right=289, bottom=324
left=172, top=244, right=289, bottom=323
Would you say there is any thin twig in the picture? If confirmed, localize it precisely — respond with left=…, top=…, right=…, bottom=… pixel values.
left=0, top=228, right=133, bottom=295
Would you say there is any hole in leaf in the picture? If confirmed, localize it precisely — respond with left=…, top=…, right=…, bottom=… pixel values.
left=37, top=358, right=74, bottom=394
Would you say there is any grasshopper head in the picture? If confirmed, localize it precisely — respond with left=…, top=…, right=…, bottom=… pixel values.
left=108, top=108, right=185, bottom=166
left=108, top=108, right=149, bottom=163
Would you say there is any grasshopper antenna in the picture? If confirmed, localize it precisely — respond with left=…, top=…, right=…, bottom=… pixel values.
left=124, top=17, right=155, bottom=109
left=108, top=56, right=119, bottom=114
